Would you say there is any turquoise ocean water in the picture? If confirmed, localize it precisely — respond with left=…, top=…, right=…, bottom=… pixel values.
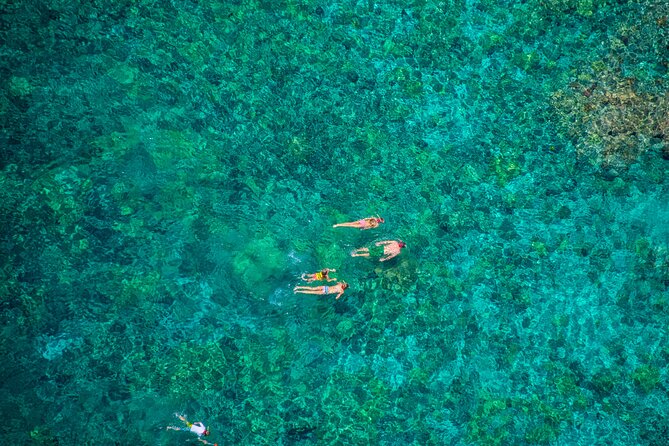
left=2, top=0, right=669, bottom=444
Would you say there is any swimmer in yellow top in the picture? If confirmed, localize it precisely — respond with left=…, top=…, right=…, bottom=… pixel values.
left=333, top=215, right=384, bottom=230
left=301, top=268, right=337, bottom=283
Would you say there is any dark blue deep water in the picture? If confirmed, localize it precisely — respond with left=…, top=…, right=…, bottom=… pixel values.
left=2, top=1, right=669, bottom=444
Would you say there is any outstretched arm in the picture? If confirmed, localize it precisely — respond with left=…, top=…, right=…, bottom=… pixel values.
left=175, top=413, right=188, bottom=423
left=380, top=252, right=398, bottom=262
left=336, top=291, right=344, bottom=299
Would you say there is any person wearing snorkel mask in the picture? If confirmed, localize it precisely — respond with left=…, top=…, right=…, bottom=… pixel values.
left=167, top=413, right=211, bottom=438
left=351, top=240, right=406, bottom=262
left=333, top=215, right=384, bottom=230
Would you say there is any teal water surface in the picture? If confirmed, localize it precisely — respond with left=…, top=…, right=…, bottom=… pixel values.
left=2, top=0, right=669, bottom=445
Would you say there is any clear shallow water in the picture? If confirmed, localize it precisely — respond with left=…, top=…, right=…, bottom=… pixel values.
left=2, top=0, right=669, bottom=444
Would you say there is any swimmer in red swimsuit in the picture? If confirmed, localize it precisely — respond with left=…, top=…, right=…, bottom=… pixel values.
left=333, top=216, right=384, bottom=230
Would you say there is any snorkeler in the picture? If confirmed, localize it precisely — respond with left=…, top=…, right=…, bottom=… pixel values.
left=351, top=240, right=406, bottom=262
left=167, top=413, right=210, bottom=438
left=332, top=216, right=384, bottom=230
left=301, top=268, right=337, bottom=283
left=293, top=281, right=349, bottom=300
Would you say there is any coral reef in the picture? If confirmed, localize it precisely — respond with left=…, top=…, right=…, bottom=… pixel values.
left=552, top=67, right=669, bottom=168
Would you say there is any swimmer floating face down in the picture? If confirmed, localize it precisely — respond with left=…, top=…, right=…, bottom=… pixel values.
left=293, top=281, right=349, bottom=299
left=351, top=240, right=406, bottom=262
left=333, top=215, right=384, bottom=230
